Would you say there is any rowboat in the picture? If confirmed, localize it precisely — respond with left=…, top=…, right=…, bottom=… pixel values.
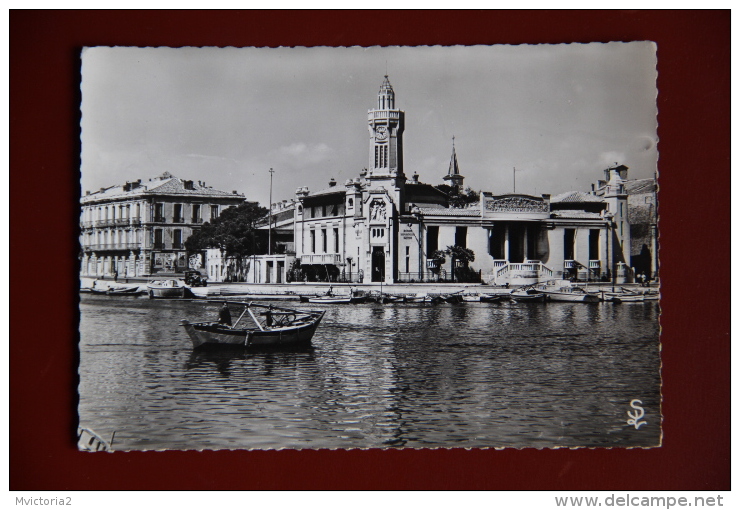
left=78, top=426, right=114, bottom=452
left=539, top=285, right=600, bottom=303
left=510, top=288, right=546, bottom=302
left=479, top=294, right=505, bottom=303
left=106, top=283, right=145, bottom=295
left=444, top=293, right=464, bottom=304
left=404, top=293, right=430, bottom=303
left=181, top=302, right=325, bottom=349
left=308, top=295, right=353, bottom=304
left=147, top=279, right=188, bottom=299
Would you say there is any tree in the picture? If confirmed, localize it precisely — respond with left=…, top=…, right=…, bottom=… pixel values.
left=445, top=245, right=478, bottom=283
left=434, top=184, right=480, bottom=208
left=185, top=202, right=269, bottom=279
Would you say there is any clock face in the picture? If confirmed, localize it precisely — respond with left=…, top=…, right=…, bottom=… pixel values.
left=375, top=126, right=388, bottom=140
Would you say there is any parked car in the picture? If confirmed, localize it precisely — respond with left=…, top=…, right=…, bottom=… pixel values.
left=183, top=270, right=208, bottom=287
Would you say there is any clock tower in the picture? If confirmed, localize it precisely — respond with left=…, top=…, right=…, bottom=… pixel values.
left=367, top=75, right=405, bottom=186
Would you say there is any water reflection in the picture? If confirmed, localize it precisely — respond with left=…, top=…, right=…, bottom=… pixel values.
left=79, top=294, right=660, bottom=450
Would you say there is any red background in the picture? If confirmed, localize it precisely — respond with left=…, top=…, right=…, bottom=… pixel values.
left=10, top=10, right=730, bottom=490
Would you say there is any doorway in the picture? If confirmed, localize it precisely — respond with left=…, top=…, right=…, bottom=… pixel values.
left=371, top=246, right=385, bottom=282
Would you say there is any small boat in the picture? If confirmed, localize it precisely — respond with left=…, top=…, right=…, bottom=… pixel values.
left=404, top=293, right=430, bottom=303
left=77, top=426, right=114, bottom=452
left=510, top=288, right=546, bottom=302
left=147, top=279, right=188, bottom=299
left=106, top=283, right=145, bottom=295
left=540, top=285, right=600, bottom=303
left=308, top=295, right=353, bottom=304
left=479, top=294, right=505, bottom=303
left=181, top=302, right=325, bottom=349
left=444, top=292, right=464, bottom=304
left=462, top=293, right=481, bottom=302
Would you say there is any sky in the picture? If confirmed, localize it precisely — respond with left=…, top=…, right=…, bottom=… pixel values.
left=80, top=43, right=658, bottom=207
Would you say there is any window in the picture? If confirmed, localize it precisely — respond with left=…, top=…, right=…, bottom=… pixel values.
left=192, top=204, right=201, bottom=223
left=589, top=229, right=600, bottom=260
left=154, top=203, right=164, bottom=222
left=174, top=204, right=183, bottom=223
left=173, top=229, right=182, bottom=249
left=455, top=227, right=467, bottom=248
left=154, top=229, right=163, bottom=249
left=211, top=205, right=219, bottom=220
left=334, top=228, right=339, bottom=253
left=322, top=228, right=327, bottom=253
left=310, top=230, right=316, bottom=253
left=427, top=226, right=439, bottom=255
left=348, top=198, right=354, bottom=208
left=405, top=246, right=410, bottom=273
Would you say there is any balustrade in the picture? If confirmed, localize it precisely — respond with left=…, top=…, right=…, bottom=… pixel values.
left=300, top=253, right=342, bottom=265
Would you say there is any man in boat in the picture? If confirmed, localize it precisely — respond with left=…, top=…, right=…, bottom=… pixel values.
left=218, top=302, right=232, bottom=326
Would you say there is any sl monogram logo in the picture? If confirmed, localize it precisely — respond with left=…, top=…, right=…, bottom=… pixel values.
left=626, top=399, right=647, bottom=430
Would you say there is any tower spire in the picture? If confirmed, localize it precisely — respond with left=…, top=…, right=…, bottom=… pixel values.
left=443, top=136, right=464, bottom=190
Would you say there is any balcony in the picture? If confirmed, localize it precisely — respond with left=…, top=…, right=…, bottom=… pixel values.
left=83, top=243, right=141, bottom=251
left=95, top=219, right=114, bottom=227
left=300, top=253, right=342, bottom=265
left=114, top=218, right=129, bottom=225
left=191, top=218, right=203, bottom=224
left=152, top=216, right=166, bottom=223
left=173, top=217, right=185, bottom=224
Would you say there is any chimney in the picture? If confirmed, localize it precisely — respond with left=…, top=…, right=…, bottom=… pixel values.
left=412, top=172, right=419, bottom=183
left=329, top=178, right=336, bottom=187
left=232, top=190, right=238, bottom=195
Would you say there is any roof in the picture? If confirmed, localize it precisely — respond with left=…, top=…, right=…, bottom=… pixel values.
left=624, top=178, right=657, bottom=195
left=550, top=210, right=604, bottom=219
left=82, top=173, right=244, bottom=203
left=551, top=191, right=605, bottom=204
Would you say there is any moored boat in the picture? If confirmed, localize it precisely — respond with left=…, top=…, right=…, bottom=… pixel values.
left=404, top=293, right=430, bottom=303
left=181, top=302, right=325, bottom=349
left=510, top=288, right=546, bottom=302
left=147, top=279, right=188, bottom=299
left=462, top=293, right=481, bottom=302
left=77, top=426, right=114, bottom=452
left=539, top=284, right=600, bottom=303
left=479, top=293, right=505, bottom=303
left=308, top=295, right=353, bottom=304
left=106, top=283, right=145, bottom=295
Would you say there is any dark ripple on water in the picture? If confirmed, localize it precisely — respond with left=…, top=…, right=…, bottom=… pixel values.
left=78, top=294, right=661, bottom=450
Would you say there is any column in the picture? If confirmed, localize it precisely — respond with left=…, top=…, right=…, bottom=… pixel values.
left=504, top=224, right=510, bottom=261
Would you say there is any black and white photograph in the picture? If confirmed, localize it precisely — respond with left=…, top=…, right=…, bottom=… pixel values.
left=78, top=43, right=660, bottom=451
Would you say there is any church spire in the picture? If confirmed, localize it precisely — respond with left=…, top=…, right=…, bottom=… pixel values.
left=443, top=136, right=464, bottom=190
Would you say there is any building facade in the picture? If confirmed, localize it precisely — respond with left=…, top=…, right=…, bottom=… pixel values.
left=287, top=76, right=644, bottom=286
left=80, top=172, right=245, bottom=278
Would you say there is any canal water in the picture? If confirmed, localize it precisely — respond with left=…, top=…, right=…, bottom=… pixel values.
left=78, top=293, right=661, bottom=450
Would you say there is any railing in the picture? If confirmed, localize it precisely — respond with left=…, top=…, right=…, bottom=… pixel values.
left=152, top=216, right=166, bottom=223
left=589, top=260, right=601, bottom=270
left=172, top=243, right=183, bottom=249
left=114, top=218, right=129, bottom=225
left=153, top=243, right=164, bottom=250
left=494, top=261, right=553, bottom=280
left=173, top=217, right=185, bottom=223
left=83, top=243, right=141, bottom=251
left=564, top=260, right=577, bottom=269
left=300, top=253, right=342, bottom=265
left=95, top=219, right=114, bottom=227
left=191, top=218, right=203, bottom=224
